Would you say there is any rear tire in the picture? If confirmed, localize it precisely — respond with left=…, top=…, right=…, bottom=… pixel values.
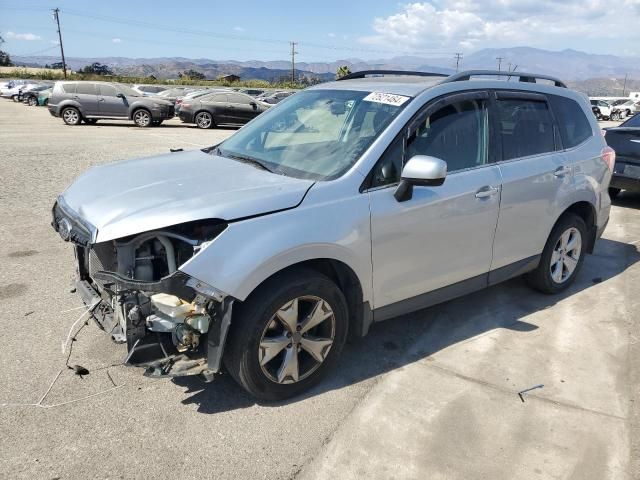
left=132, top=109, right=152, bottom=127
left=526, top=213, right=587, bottom=294
left=28, top=96, right=37, bottom=106
left=11, top=95, right=19, bottom=102
left=194, top=111, right=214, bottom=129
left=609, top=187, right=621, bottom=200
left=61, top=107, right=82, bottom=126
left=224, top=268, right=349, bottom=401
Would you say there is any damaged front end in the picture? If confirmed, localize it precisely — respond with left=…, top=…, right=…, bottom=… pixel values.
left=52, top=197, right=233, bottom=382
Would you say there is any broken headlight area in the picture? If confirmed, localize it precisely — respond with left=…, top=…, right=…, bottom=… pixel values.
left=72, top=220, right=231, bottom=381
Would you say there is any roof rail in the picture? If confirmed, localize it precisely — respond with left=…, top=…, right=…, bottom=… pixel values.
left=443, top=70, right=567, bottom=88
left=337, top=70, right=449, bottom=81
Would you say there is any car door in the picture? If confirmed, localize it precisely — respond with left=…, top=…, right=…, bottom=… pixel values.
left=490, top=91, right=569, bottom=274
left=605, top=114, right=640, bottom=175
left=97, top=84, right=128, bottom=117
left=367, top=91, right=502, bottom=314
left=227, top=93, right=259, bottom=123
left=200, top=93, right=230, bottom=124
left=74, top=83, right=99, bottom=116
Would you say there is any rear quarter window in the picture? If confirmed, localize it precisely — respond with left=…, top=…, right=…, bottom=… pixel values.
left=61, top=83, right=76, bottom=94
left=548, top=95, right=593, bottom=148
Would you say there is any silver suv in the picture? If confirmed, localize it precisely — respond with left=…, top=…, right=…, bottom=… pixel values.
left=48, top=81, right=175, bottom=127
left=52, top=70, right=613, bottom=400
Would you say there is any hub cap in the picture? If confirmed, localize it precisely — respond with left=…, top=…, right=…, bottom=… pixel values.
left=550, top=227, right=582, bottom=283
left=258, top=296, right=335, bottom=384
left=196, top=112, right=212, bottom=128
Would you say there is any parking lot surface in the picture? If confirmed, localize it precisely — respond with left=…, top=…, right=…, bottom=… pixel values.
left=1, top=101, right=639, bottom=479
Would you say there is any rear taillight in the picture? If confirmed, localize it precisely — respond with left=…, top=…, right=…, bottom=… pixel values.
left=601, top=146, right=616, bottom=172
left=176, top=99, right=182, bottom=104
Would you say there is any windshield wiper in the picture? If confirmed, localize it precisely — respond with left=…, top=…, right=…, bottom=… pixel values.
left=218, top=150, right=273, bottom=173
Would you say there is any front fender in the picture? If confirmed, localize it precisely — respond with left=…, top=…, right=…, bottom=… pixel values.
left=178, top=190, right=373, bottom=304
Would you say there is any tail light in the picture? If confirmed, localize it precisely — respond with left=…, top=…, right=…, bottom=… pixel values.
left=601, top=146, right=616, bottom=172
left=176, top=99, right=182, bottom=104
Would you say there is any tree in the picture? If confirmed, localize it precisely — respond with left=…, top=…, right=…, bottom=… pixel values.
left=336, top=65, right=351, bottom=79
left=0, top=36, right=12, bottom=66
left=79, top=62, right=113, bottom=75
left=50, top=61, right=65, bottom=70
left=179, top=69, right=206, bottom=80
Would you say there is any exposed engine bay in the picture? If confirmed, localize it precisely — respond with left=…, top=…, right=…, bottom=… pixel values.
left=55, top=209, right=233, bottom=381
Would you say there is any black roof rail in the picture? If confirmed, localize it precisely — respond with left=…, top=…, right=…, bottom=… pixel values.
left=337, top=70, right=449, bottom=81
left=442, top=70, right=567, bottom=88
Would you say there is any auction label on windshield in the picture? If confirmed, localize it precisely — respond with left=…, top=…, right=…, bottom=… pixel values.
left=363, top=92, right=410, bottom=106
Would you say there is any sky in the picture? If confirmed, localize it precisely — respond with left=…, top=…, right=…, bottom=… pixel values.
left=2, top=0, right=640, bottom=63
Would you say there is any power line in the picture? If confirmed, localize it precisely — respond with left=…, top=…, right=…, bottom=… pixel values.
left=454, top=53, right=463, bottom=72
left=52, top=7, right=67, bottom=78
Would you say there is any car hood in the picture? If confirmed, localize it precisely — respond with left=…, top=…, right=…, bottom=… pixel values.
left=60, top=149, right=314, bottom=242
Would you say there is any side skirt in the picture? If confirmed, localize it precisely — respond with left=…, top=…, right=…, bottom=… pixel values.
left=371, top=255, right=540, bottom=323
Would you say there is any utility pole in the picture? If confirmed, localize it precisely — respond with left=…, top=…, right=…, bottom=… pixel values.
left=622, top=73, right=628, bottom=96
left=290, top=41, right=297, bottom=84
left=52, top=8, right=67, bottom=78
left=496, top=56, right=503, bottom=72
left=454, top=53, right=463, bottom=72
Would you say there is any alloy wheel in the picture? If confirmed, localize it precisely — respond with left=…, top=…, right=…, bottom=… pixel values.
left=195, top=112, right=212, bottom=129
left=63, top=108, right=79, bottom=125
left=550, top=227, right=582, bottom=284
left=258, top=296, right=335, bottom=384
left=133, top=110, right=151, bottom=127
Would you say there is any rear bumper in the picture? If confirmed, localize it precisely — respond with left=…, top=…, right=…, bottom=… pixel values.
left=610, top=175, right=640, bottom=191
left=610, top=161, right=640, bottom=191
left=179, top=111, right=194, bottom=123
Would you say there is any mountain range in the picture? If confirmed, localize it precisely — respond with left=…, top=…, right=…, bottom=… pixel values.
left=11, top=47, right=640, bottom=85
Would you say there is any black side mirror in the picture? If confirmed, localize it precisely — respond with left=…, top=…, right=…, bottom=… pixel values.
left=116, top=93, right=125, bottom=99
left=250, top=101, right=257, bottom=109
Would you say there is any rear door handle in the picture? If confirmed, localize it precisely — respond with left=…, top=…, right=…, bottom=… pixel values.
left=475, top=186, right=500, bottom=198
left=554, top=166, right=571, bottom=177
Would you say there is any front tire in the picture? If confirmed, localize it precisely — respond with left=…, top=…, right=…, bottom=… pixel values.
left=526, top=213, right=587, bottom=294
left=224, top=269, right=349, bottom=401
left=132, top=109, right=152, bottom=127
left=28, top=96, right=37, bottom=106
left=61, top=107, right=82, bottom=125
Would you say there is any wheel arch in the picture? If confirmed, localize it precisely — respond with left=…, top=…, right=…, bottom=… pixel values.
left=240, top=258, right=370, bottom=339
left=555, top=200, right=598, bottom=253
left=129, top=105, right=151, bottom=120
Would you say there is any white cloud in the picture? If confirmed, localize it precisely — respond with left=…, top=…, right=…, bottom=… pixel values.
left=6, top=31, right=41, bottom=41
left=328, top=32, right=336, bottom=38
left=233, top=26, right=245, bottom=32
left=359, top=1, right=640, bottom=51
left=112, top=38, right=122, bottom=43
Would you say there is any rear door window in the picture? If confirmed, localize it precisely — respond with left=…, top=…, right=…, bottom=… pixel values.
left=228, top=93, right=252, bottom=105
left=548, top=95, right=593, bottom=148
left=75, top=83, right=96, bottom=95
left=495, top=97, right=556, bottom=160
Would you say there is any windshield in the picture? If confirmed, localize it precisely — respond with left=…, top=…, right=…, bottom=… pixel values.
left=117, top=85, right=142, bottom=97
left=214, top=89, right=409, bottom=180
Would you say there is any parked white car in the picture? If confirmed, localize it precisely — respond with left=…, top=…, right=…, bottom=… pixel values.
left=590, top=99, right=624, bottom=121
left=1, top=82, right=41, bottom=101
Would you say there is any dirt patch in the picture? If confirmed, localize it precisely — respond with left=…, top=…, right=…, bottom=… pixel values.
left=0, top=283, right=27, bottom=299
left=8, top=249, right=38, bottom=258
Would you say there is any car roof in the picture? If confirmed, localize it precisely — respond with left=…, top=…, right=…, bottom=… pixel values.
left=310, top=77, right=442, bottom=97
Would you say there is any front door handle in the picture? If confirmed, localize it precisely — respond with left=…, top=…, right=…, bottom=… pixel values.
left=554, top=166, right=571, bottom=177
left=475, top=186, right=499, bottom=198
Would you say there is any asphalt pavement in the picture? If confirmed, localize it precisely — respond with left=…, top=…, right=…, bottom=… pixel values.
left=0, top=101, right=638, bottom=479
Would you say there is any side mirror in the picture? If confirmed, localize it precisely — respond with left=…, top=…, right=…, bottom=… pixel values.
left=116, top=93, right=125, bottom=99
left=394, top=155, right=447, bottom=202
left=250, top=101, right=257, bottom=109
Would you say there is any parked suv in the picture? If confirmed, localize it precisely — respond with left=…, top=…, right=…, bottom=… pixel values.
left=52, top=70, right=612, bottom=400
left=48, top=81, right=175, bottom=127
left=591, top=99, right=623, bottom=121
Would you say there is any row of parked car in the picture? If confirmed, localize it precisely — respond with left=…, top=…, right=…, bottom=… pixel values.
left=0, top=79, right=295, bottom=129
left=590, top=98, right=640, bottom=121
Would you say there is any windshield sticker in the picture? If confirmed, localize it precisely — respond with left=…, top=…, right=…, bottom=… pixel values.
left=363, top=92, right=410, bottom=106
